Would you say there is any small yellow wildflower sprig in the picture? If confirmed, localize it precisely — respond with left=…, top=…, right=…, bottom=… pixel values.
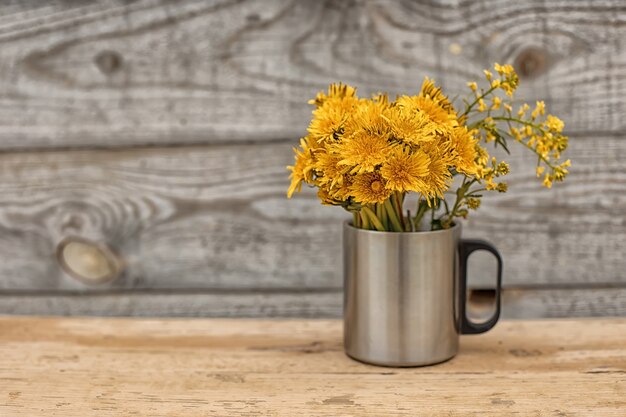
left=439, top=63, right=571, bottom=228
left=464, top=63, right=570, bottom=188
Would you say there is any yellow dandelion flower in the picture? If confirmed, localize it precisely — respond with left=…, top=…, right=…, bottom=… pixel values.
left=423, top=158, right=452, bottom=199
left=344, top=98, right=391, bottom=138
left=307, top=104, right=350, bottom=143
left=350, top=171, right=392, bottom=204
left=336, top=130, right=394, bottom=174
left=307, top=84, right=360, bottom=143
left=331, top=174, right=356, bottom=200
left=396, top=95, right=457, bottom=130
left=287, top=138, right=316, bottom=198
left=420, top=147, right=454, bottom=200
left=450, top=127, right=478, bottom=175
left=384, top=105, right=437, bottom=145
left=419, top=77, right=456, bottom=115
left=308, top=83, right=357, bottom=107
left=314, top=149, right=348, bottom=188
left=317, top=186, right=344, bottom=206
left=380, top=148, right=430, bottom=192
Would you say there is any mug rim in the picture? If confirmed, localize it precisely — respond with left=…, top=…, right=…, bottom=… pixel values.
left=343, top=219, right=461, bottom=235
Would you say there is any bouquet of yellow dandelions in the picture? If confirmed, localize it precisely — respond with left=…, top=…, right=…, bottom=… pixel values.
left=287, top=63, right=571, bottom=232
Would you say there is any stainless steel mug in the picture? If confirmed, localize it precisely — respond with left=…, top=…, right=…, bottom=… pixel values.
left=343, top=221, right=502, bottom=366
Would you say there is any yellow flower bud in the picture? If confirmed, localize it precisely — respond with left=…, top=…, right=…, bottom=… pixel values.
left=543, top=174, right=553, bottom=188
left=494, top=63, right=515, bottom=77
left=536, top=166, right=545, bottom=177
left=545, top=115, right=565, bottom=133
left=525, top=125, right=533, bottom=136
left=517, top=104, right=528, bottom=117
left=497, top=162, right=510, bottom=175
left=536, top=101, right=545, bottom=115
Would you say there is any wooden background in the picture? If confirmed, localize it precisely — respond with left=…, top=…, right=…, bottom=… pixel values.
left=0, top=0, right=624, bottom=318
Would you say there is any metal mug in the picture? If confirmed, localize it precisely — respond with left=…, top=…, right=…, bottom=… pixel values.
left=343, top=221, right=502, bottom=367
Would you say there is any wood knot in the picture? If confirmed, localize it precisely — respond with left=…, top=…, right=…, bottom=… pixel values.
left=246, top=13, right=260, bottom=23
left=514, top=47, right=548, bottom=79
left=57, top=237, right=123, bottom=285
left=94, top=50, right=123, bottom=75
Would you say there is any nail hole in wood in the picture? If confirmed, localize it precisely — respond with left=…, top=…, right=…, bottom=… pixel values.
left=94, top=50, right=123, bottom=75
left=57, top=237, right=123, bottom=285
left=514, top=47, right=548, bottom=79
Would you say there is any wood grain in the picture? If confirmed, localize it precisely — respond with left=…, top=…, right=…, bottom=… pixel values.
left=0, top=0, right=624, bottom=317
left=1, top=287, right=624, bottom=319
left=0, top=143, right=341, bottom=291
left=0, top=0, right=623, bottom=149
left=0, top=133, right=623, bottom=293
left=0, top=289, right=342, bottom=318
left=1, top=317, right=625, bottom=416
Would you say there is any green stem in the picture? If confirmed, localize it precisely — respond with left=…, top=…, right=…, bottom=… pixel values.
left=430, top=198, right=440, bottom=229
left=359, top=210, right=370, bottom=230
left=462, top=85, right=497, bottom=117
left=489, top=116, right=559, bottom=169
left=383, top=199, right=404, bottom=232
left=375, top=203, right=390, bottom=231
left=465, top=187, right=487, bottom=196
left=362, top=207, right=385, bottom=231
left=413, top=199, right=430, bottom=231
left=393, top=192, right=405, bottom=231
left=446, top=177, right=475, bottom=225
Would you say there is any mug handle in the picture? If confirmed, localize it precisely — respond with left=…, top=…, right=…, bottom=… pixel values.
left=458, top=239, right=503, bottom=334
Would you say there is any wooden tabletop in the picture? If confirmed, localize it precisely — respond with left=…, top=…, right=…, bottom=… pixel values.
left=1, top=317, right=625, bottom=416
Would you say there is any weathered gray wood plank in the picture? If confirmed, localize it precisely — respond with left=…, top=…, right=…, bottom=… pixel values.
left=0, top=134, right=623, bottom=291
left=0, top=0, right=623, bottom=149
left=0, top=289, right=343, bottom=318
left=0, top=143, right=343, bottom=290
left=503, top=287, right=626, bottom=319
left=1, top=287, right=624, bottom=318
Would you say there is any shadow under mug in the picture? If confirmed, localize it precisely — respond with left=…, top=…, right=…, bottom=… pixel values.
left=343, top=221, right=502, bottom=367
